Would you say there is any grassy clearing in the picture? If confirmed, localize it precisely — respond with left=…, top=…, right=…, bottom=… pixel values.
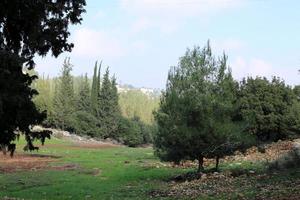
left=0, top=138, right=299, bottom=200
left=0, top=138, right=183, bottom=200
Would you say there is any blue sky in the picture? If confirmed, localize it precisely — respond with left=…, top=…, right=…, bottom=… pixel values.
left=35, top=0, right=300, bottom=89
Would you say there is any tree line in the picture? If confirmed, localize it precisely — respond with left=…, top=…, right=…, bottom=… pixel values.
left=154, top=41, right=300, bottom=172
left=33, top=59, right=156, bottom=147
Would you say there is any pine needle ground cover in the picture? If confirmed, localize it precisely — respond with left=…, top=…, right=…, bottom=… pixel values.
left=0, top=138, right=299, bottom=200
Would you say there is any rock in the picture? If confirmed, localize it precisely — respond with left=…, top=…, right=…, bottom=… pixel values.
left=201, top=173, right=207, bottom=179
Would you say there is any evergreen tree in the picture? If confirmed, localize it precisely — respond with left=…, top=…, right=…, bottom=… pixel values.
left=154, top=43, right=253, bottom=172
left=239, top=76, right=299, bottom=141
left=77, top=73, right=91, bottom=111
left=98, top=68, right=121, bottom=138
left=0, top=52, right=46, bottom=147
left=0, top=0, right=85, bottom=147
left=91, top=61, right=98, bottom=115
left=98, top=68, right=112, bottom=138
left=109, top=76, right=122, bottom=137
left=52, top=58, right=75, bottom=130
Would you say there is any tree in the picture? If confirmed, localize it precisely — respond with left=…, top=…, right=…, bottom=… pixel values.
left=239, top=76, right=299, bottom=142
left=91, top=61, right=99, bottom=115
left=119, top=90, right=159, bottom=124
left=76, top=73, right=91, bottom=112
left=0, top=0, right=86, bottom=147
left=69, top=111, right=100, bottom=137
left=154, top=42, right=253, bottom=172
left=118, top=117, right=144, bottom=147
left=52, top=58, right=75, bottom=130
left=98, top=68, right=121, bottom=138
left=0, top=0, right=86, bottom=67
left=0, top=52, right=46, bottom=147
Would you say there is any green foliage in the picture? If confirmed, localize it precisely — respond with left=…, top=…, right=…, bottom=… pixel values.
left=0, top=0, right=85, bottom=147
left=52, top=58, right=75, bottom=130
left=0, top=0, right=86, bottom=67
left=76, top=74, right=91, bottom=112
left=154, top=42, right=254, bottom=171
left=32, top=59, right=155, bottom=146
left=0, top=51, right=46, bottom=146
left=32, top=74, right=54, bottom=124
left=118, top=116, right=155, bottom=147
left=118, top=117, right=144, bottom=147
left=98, top=68, right=122, bottom=138
left=238, top=76, right=299, bottom=141
left=68, top=111, right=100, bottom=137
left=91, top=61, right=100, bottom=116
left=119, top=90, right=159, bottom=124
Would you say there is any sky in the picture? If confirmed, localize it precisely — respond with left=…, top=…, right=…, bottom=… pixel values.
left=35, top=0, right=300, bottom=89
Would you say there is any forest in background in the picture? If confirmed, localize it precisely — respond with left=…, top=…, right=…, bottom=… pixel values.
left=32, top=59, right=159, bottom=147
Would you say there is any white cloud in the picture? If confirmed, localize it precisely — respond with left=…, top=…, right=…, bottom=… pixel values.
left=213, top=38, right=246, bottom=53
left=94, top=10, right=106, bottom=19
left=120, top=0, right=243, bottom=18
left=130, top=18, right=153, bottom=34
left=122, top=0, right=245, bottom=35
left=231, top=57, right=274, bottom=80
left=72, top=28, right=126, bottom=59
left=131, top=40, right=149, bottom=52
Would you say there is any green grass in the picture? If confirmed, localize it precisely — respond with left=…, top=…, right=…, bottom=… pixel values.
left=0, top=138, right=299, bottom=200
left=0, top=138, right=182, bottom=200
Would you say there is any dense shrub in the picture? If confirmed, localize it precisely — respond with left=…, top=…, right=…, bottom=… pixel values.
left=68, top=111, right=101, bottom=137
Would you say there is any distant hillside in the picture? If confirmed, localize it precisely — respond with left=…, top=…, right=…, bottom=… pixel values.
left=117, top=84, right=161, bottom=98
left=117, top=84, right=160, bottom=124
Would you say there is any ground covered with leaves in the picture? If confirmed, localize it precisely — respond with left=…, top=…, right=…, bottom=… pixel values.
left=149, top=139, right=300, bottom=200
left=150, top=168, right=300, bottom=200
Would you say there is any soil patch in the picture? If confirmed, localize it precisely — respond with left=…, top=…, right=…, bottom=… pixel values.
left=0, top=153, right=57, bottom=173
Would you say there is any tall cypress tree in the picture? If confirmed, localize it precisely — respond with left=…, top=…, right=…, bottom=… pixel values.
left=109, top=75, right=122, bottom=138
left=98, top=68, right=112, bottom=138
left=52, top=58, right=75, bottom=130
left=98, top=68, right=121, bottom=138
left=91, top=61, right=98, bottom=115
left=96, top=61, right=102, bottom=117
left=77, top=73, right=91, bottom=111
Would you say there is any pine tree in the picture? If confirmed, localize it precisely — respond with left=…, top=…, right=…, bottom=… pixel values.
left=154, top=43, right=254, bottom=172
left=52, top=58, right=75, bottom=130
left=77, top=73, right=91, bottom=111
left=91, top=61, right=98, bottom=115
left=96, top=61, right=102, bottom=117
left=98, top=68, right=121, bottom=138
left=109, top=75, right=122, bottom=138
left=98, top=68, right=112, bottom=138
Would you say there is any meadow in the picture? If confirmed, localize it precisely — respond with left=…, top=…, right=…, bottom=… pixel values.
left=0, top=137, right=299, bottom=200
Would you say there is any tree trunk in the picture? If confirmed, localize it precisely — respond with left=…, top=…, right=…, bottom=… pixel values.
left=215, top=156, right=220, bottom=171
left=197, top=156, right=204, bottom=173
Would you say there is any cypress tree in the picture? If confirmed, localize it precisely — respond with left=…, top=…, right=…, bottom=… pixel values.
left=109, top=75, right=122, bottom=138
left=98, top=68, right=112, bottom=138
left=91, top=61, right=98, bottom=115
left=77, top=73, right=91, bottom=111
left=96, top=61, right=102, bottom=117
left=52, top=58, right=75, bottom=130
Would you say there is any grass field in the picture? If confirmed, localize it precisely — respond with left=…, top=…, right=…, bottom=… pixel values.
left=0, top=137, right=299, bottom=200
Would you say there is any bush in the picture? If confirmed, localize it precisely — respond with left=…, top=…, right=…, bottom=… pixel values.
left=68, top=111, right=101, bottom=137
left=118, top=117, right=143, bottom=147
left=117, top=116, right=156, bottom=147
